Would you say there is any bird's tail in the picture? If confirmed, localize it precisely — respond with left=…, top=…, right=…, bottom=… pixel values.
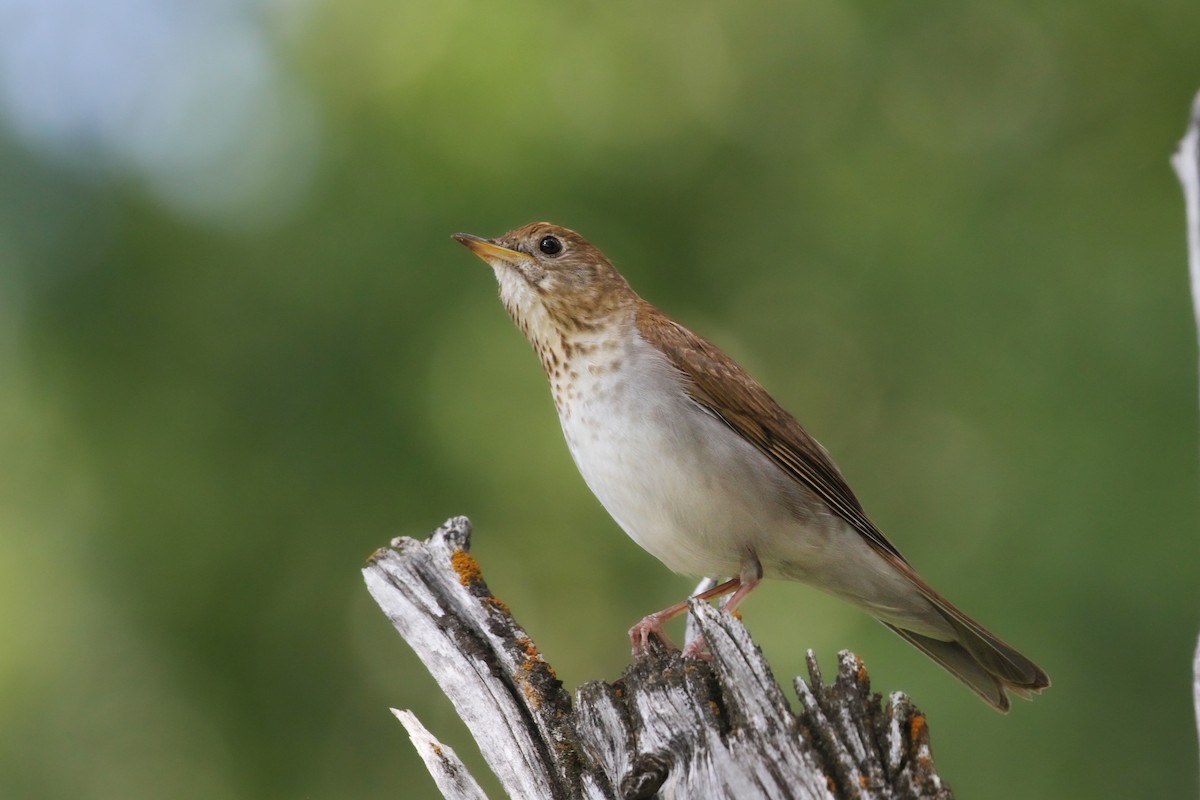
left=884, top=595, right=1050, bottom=712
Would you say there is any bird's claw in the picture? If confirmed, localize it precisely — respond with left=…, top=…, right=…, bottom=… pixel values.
left=629, top=618, right=676, bottom=656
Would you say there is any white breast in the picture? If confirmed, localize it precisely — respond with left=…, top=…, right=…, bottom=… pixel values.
left=553, top=328, right=817, bottom=578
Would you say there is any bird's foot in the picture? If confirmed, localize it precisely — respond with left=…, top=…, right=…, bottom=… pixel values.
left=629, top=574, right=752, bottom=658
left=629, top=614, right=678, bottom=656
left=680, top=635, right=712, bottom=660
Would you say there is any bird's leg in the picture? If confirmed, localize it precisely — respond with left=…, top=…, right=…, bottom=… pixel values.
left=681, top=559, right=762, bottom=659
left=629, top=577, right=740, bottom=656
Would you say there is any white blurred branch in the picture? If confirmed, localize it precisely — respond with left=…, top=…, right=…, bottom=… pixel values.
left=1194, top=637, right=1200, bottom=781
left=1171, top=87, right=1200, bottom=782
left=1171, top=90, right=1200, bottom=360
left=364, top=517, right=952, bottom=799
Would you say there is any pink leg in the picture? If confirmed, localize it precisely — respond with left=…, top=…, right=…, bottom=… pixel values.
left=681, top=566, right=761, bottom=658
left=629, top=577, right=740, bottom=656
left=629, top=559, right=764, bottom=658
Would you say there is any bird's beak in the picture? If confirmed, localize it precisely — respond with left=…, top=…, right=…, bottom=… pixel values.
left=453, top=233, right=524, bottom=266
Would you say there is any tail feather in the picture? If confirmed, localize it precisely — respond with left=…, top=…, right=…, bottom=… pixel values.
left=872, top=552, right=1051, bottom=712
left=884, top=624, right=1007, bottom=711
left=884, top=604, right=1050, bottom=713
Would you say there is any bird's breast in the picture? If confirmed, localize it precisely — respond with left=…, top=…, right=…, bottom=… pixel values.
left=551, top=330, right=809, bottom=577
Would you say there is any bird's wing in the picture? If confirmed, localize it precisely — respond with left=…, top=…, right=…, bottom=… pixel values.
left=635, top=303, right=908, bottom=563
left=637, top=305, right=1052, bottom=701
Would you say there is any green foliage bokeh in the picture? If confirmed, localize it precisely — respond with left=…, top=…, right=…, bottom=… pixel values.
left=1, top=1, right=1198, bottom=798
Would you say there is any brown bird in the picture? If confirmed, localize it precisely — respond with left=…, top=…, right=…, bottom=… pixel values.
left=454, top=222, right=1049, bottom=712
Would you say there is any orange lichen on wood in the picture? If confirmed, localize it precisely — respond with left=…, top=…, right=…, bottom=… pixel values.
left=521, top=679, right=543, bottom=708
left=482, top=595, right=511, bottom=615
left=450, top=548, right=483, bottom=587
left=855, top=659, right=869, bottom=684
left=910, top=713, right=927, bottom=742
left=516, top=636, right=558, bottom=681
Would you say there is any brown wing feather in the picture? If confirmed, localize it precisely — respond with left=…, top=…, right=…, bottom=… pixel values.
left=634, top=302, right=907, bottom=563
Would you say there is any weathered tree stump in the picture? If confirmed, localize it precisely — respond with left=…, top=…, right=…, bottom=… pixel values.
left=364, top=517, right=952, bottom=799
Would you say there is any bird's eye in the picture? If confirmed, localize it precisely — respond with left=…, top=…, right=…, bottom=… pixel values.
left=538, top=235, right=563, bottom=256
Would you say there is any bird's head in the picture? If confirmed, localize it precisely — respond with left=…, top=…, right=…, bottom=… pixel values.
left=454, top=222, right=634, bottom=342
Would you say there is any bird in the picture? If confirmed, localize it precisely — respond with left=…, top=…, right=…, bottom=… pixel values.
left=453, top=221, right=1050, bottom=712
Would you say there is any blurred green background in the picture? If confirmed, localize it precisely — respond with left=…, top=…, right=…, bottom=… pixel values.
left=1, top=0, right=1198, bottom=797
